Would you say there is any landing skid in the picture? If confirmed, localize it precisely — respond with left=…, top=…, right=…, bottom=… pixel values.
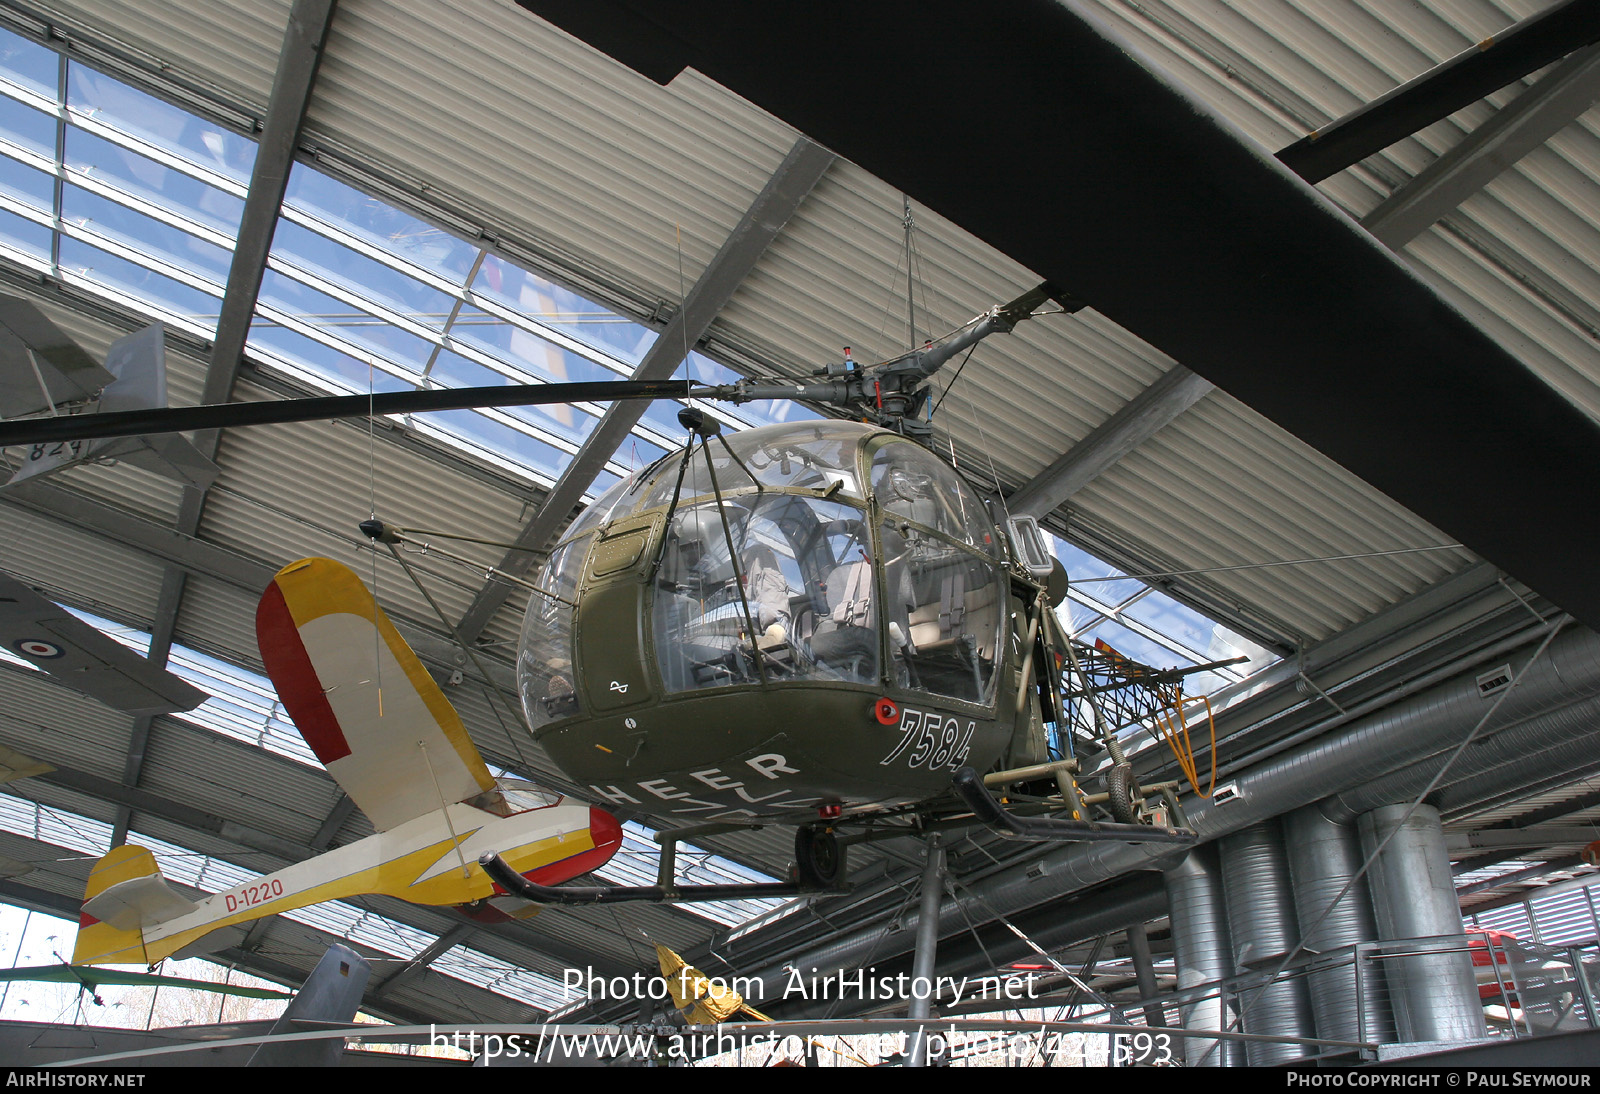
left=478, top=823, right=850, bottom=905
left=476, top=854, right=837, bottom=905
left=952, top=767, right=1197, bottom=844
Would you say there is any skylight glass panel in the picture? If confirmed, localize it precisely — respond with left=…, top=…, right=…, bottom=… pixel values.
left=424, top=408, right=575, bottom=484
left=588, top=468, right=623, bottom=496
left=64, top=126, right=245, bottom=236
left=1057, top=597, right=1105, bottom=636
left=1047, top=532, right=1278, bottom=701
left=680, top=351, right=817, bottom=429
left=58, top=236, right=221, bottom=333
left=0, top=205, right=48, bottom=268
left=609, top=433, right=670, bottom=474
left=0, top=93, right=56, bottom=158
left=0, top=791, right=111, bottom=856
left=1075, top=617, right=1191, bottom=675
left=0, top=153, right=50, bottom=213
left=270, top=217, right=457, bottom=328
left=434, top=945, right=567, bottom=1009
left=503, top=398, right=605, bottom=451
left=247, top=319, right=417, bottom=396
left=135, top=831, right=260, bottom=891
left=475, top=252, right=656, bottom=365
left=284, top=164, right=479, bottom=282
left=1053, top=539, right=1145, bottom=607
left=427, top=349, right=599, bottom=448
left=257, top=267, right=434, bottom=372
left=0, top=29, right=58, bottom=99
left=447, top=305, right=627, bottom=382
left=62, top=183, right=233, bottom=286
left=67, top=65, right=255, bottom=185
left=1120, top=594, right=1225, bottom=659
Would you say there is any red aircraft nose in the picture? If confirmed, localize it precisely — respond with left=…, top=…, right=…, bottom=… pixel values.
left=521, top=805, right=625, bottom=887
left=588, top=805, right=624, bottom=856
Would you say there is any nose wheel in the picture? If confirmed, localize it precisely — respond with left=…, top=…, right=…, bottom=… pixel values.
left=795, top=825, right=846, bottom=888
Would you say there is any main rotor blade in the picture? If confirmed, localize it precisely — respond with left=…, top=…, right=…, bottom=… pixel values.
left=0, top=379, right=700, bottom=448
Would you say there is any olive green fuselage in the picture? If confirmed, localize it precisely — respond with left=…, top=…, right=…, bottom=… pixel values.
left=539, top=678, right=1014, bottom=821
left=525, top=421, right=1035, bottom=824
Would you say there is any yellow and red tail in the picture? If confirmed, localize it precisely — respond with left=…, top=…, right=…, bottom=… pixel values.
left=72, top=845, right=197, bottom=965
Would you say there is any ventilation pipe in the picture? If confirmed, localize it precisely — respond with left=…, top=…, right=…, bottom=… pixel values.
left=1219, top=822, right=1316, bottom=1064
left=1283, top=804, right=1395, bottom=1047
left=713, top=624, right=1598, bottom=1022
left=1164, top=847, right=1241, bottom=1066
left=1324, top=690, right=1600, bottom=824
left=1360, top=803, right=1487, bottom=1044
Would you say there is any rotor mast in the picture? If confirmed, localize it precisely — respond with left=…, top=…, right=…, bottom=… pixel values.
left=718, top=281, right=1071, bottom=441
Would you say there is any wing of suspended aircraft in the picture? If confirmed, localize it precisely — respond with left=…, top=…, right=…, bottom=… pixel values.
left=0, top=571, right=208, bottom=715
left=0, top=294, right=113, bottom=418
left=5, top=321, right=219, bottom=490
left=0, top=961, right=293, bottom=999
left=256, top=556, right=497, bottom=830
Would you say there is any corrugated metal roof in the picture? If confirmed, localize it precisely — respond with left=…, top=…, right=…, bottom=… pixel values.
left=24, top=0, right=1564, bottom=648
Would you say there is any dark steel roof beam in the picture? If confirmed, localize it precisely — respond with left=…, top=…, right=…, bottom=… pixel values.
left=1450, top=825, right=1600, bottom=851
left=1452, top=783, right=1600, bottom=876
left=1277, top=0, right=1600, bottom=183
left=0, top=484, right=515, bottom=691
left=239, top=914, right=276, bottom=952
left=110, top=566, right=188, bottom=848
left=189, top=0, right=337, bottom=467
left=520, top=1, right=1600, bottom=629
left=1007, top=365, right=1213, bottom=517
left=1457, top=854, right=1587, bottom=899
left=309, top=794, right=357, bottom=851
left=453, top=136, right=835, bottom=643
left=36, top=763, right=317, bottom=862
left=1364, top=43, right=1600, bottom=247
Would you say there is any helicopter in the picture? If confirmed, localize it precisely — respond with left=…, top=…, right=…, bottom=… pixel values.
left=363, top=286, right=1220, bottom=903
left=0, top=284, right=1221, bottom=906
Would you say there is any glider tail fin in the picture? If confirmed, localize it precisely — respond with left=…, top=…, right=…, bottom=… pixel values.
left=72, top=845, right=196, bottom=965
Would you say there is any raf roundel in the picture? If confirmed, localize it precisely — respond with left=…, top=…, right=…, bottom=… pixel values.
left=15, top=638, right=64, bottom=659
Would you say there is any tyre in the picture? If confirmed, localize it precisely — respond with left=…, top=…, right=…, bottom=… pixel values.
left=1107, top=761, right=1138, bottom=824
left=795, top=825, right=846, bottom=888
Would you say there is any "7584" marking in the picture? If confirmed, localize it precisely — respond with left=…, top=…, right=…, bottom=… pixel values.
left=879, top=706, right=975, bottom=771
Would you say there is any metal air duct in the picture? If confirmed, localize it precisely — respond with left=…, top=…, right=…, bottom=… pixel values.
left=681, top=625, right=1600, bottom=1026
left=1219, top=822, right=1316, bottom=1063
left=1165, top=847, right=1241, bottom=1066
left=1360, top=803, right=1487, bottom=1044
left=1283, top=804, right=1395, bottom=1047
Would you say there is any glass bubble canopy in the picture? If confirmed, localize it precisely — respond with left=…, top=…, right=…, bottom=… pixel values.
left=520, top=420, right=1010, bottom=733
